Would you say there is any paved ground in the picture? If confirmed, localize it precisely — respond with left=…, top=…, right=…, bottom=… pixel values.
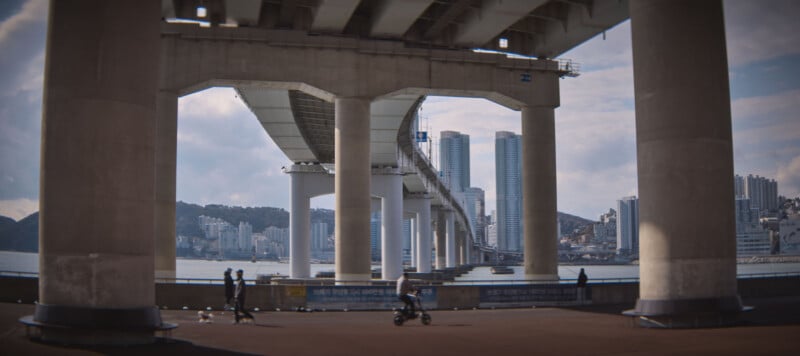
left=3, top=296, right=799, bottom=355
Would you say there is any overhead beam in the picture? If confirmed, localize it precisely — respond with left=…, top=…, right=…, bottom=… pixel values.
left=225, top=0, right=262, bottom=26
left=371, top=0, right=435, bottom=37
left=311, top=0, right=362, bottom=33
left=534, top=0, right=628, bottom=58
left=453, top=0, right=548, bottom=47
left=423, top=0, right=471, bottom=40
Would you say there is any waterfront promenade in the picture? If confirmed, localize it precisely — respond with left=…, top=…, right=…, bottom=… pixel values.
left=3, top=296, right=799, bottom=355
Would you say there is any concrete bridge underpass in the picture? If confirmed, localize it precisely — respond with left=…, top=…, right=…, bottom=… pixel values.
left=30, top=0, right=744, bottom=345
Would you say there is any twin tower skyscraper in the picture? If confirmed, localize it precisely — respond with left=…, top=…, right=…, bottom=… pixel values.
left=439, top=130, right=523, bottom=252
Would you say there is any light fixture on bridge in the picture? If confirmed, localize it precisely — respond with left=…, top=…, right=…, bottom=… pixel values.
left=498, top=37, right=509, bottom=49
left=197, top=6, right=207, bottom=18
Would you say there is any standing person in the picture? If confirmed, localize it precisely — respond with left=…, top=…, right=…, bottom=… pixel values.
left=234, top=269, right=255, bottom=323
left=577, top=268, right=588, bottom=287
left=396, top=272, right=416, bottom=315
left=224, top=268, right=234, bottom=311
left=576, top=268, right=589, bottom=304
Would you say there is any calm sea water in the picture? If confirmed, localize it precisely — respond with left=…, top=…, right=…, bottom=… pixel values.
left=2, top=251, right=799, bottom=281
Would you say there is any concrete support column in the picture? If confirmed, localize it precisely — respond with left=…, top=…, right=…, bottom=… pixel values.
left=406, top=196, right=432, bottom=273
left=409, top=217, right=417, bottom=268
left=445, top=210, right=456, bottom=267
left=335, top=97, right=372, bottom=284
left=290, top=173, right=311, bottom=279
left=375, top=172, right=404, bottom=280
left=417, top=205, right=432, bottom=272
left=459, top=233, right=468, bottom=265
left=455, top=231, right=463, bottom=266
left=521, top=105, right=559, bottom=281
left=627, top=0, right=741, bottom=327
left=286, top=164, right=334, bottom=279
left=435, top=209, right=446, bottom=270
left=35, top=0, right=163, bottom=345
left=155, top=90, right=178, bottom=279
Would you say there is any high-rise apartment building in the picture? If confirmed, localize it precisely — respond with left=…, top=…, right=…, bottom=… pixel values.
left=238, top=221, right=252, bottom=250
left=735, top=174, right=779, bottom=213
left=495, top=131, right=522, bottom=252
left=439, top=131, right=470, bottom=193
left=734, top=197, right=771, bottom=255
left=616, top=196, right=639, bottom=256
left=465, top=187, right=486, bottom=245
left=370, top=211, right=381, bottom=261
left=311, top=221, right=328, bottom=253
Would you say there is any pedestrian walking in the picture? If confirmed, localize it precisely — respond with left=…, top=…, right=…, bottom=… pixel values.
left=224, top=268, right=234, bottom=311
left=234, top=269, right=255, bottom=323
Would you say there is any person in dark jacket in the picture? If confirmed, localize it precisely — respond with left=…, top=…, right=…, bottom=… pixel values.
left=224, top=268, right=234, bottom=310
left=234, top=269, right=255, bottom=323
left=576, top=268, right=589, bottom=303
left=577, top=268, right=588, bottom=287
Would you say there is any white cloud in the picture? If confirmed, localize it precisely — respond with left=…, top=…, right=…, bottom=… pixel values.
left=0, top=198, right=38, bottom=221
left=0, top=0, right=47, bottom=97
left=731, top=89, right=800, bottom=195
left=724, top=0, right=800, bottom=67
left=175, top=88, right=294, bottom=210
left=777, top=155, right=800, bottom=197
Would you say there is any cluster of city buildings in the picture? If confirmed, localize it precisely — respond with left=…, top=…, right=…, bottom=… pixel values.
left=177, top=216, right=333, bottom=260
left=589, top=174, right=800, bottom=258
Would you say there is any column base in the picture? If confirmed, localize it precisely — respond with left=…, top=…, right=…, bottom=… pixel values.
left=20, top=304, right=175, bottom=345
left=623, top=296, right=749, bottom=328
left=155, top=269, right=176, bottom=280
left=335, top=273, right=372, bottom=285
left=525, top=274, right=560, bottom=283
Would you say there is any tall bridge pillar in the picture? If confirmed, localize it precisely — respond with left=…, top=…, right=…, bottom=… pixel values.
left=287, top=164, right=334, bottom=279
left=405, top=195, right=432, bottom=273
left=627, top=0, right=742, bottom=327
left=521, top=73, right=560, bottom=282
left=155, top=90, right=178, bottom=279
left=406, top=214, right=417, bottom=269
left=335, top=97, right=372, bottom=284
left=445, top=210, right=456, bottom=268
left=34, top=0, right=164, bottom=345
left=372, top=168, right=404, bottom=280
left=434, top=209, right=446, bottom=270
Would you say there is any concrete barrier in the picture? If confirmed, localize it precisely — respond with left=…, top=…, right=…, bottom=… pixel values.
left=588, top=283, right=639, bottom=305
left=436, top=286, right=480, bottom=309
left=3, top=276, right=798, bottom=310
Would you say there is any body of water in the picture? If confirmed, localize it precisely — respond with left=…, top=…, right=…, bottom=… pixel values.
left=3, top=251, right=799, bottom=282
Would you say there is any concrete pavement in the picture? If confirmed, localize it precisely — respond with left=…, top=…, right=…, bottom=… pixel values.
left=3, top=296, right=799, bottom=355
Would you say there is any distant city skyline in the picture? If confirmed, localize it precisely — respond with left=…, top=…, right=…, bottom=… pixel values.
left=1, top=0, right=799, bottom=221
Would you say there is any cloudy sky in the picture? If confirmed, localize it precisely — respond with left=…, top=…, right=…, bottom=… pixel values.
left=1, top=0, right=799, bottom=221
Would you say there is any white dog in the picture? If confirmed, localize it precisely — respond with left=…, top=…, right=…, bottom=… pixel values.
left=197, top=310, right=214, bottom=323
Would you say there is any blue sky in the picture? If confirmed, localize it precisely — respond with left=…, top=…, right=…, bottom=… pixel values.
left=1, top=0, right=799, bottom=221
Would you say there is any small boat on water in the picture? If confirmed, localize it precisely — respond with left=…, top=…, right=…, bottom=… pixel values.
left=490, top=266, right=514, bottom=275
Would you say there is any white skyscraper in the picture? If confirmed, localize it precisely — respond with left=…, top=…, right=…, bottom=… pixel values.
left=495, top=131, right=522, bottom=252
left=439, top=131, right=470, bottom=193
left=616, top=196, right=639, bottom=256
left=465, top=187, right=486, bottom=245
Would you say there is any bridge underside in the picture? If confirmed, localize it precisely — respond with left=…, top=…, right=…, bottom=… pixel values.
left=29, top=0, right=744, bottom=346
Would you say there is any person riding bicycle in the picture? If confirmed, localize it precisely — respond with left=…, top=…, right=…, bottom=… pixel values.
left=396, top=272, right=417, bottom=315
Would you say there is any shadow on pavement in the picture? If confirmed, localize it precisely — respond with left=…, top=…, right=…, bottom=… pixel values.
left=561, top=296, right=800, bottom=327
left=28, top=337, right=260, bottom=356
